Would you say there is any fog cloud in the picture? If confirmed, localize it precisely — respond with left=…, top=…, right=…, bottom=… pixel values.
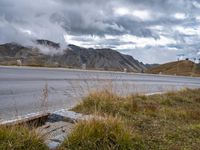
left=1, top=0, right=200, bottom=63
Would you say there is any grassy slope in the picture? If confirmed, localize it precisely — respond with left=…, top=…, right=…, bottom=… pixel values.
left=146, top=60, right=200, bottom=77
left=70, top=89, right=200, bottom=150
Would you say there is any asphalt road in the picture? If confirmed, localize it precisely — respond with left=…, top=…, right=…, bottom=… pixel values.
left=1, top=66, right=200, bottom=120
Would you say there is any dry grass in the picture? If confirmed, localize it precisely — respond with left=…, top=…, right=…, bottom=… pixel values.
left=71, top=88, right=200, bottom=150
left=146, top=60, right=200, bottom=77
left=59, top=116, right=144, bottom=150
left=0, top=125, right=48, bottom=150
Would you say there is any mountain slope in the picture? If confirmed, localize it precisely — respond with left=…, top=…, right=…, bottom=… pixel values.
left=0, top=41, right=146, bottom=72
left=146, top=60, right=200, bottom=77
left=144, top=63, right=159, bottom=69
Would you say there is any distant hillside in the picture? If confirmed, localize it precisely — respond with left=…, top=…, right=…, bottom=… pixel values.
left=144, top=63, right=159, bottom=69
left=0, top=41, right=146, bottom=72
left=146, top=60, right=200, bottom=77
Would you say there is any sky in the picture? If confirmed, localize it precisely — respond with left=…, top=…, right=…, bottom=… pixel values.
left=0, top=0, right=200, bottom=64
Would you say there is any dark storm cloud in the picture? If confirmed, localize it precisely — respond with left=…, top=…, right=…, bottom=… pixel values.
left=0, top=0, right=200, bottom=63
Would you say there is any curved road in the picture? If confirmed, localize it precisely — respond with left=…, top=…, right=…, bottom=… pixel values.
left=0, top=66, right=200, bottom=120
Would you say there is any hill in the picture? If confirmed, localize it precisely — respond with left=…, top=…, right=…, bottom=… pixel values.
left=0, top=41, right=146, bottom=72
left=146, top=60, right=200, bottom=77
left=144, top=63, right=159, bottom=69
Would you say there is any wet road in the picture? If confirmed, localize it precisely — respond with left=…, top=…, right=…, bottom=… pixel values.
left=0, top=66, right=200, bottom=120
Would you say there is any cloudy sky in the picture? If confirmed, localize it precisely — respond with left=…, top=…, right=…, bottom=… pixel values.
left=0, top=0, right=200, bottom=64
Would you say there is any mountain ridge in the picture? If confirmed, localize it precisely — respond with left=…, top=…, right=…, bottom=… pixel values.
left=0, top=40, right=146, bottom=72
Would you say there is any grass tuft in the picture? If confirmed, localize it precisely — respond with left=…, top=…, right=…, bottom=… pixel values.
left=0, top=125, right=48, bottom=150
left=59, top=116, right=144, bottom=150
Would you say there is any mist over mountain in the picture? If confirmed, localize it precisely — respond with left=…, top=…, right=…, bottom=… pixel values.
left=0, top=40, right=146, bottom=72
left=36, top=40, right=60, bottom=49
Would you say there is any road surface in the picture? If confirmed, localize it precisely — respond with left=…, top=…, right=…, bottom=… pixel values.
left=0, top=66, right=200, bottom=120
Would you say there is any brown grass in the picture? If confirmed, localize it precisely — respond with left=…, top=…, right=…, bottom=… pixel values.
left=71, top=88, right=200, bottom=150
left=146, top=60, right=200, bottom=77
left=0, top=125, right=48, bottom=150
left=59, top=116, right=144, bottom=150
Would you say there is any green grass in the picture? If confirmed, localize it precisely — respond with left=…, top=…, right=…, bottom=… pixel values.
left=0, top=125, right=48, bottom=150
left=70, top=88, right=200, bottom=150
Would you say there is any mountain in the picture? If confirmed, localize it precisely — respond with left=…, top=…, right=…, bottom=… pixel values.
left=0, top=41, right=146, bottom=72
left=144, top=63, right=159, bottom=69
left=146, top=60, right=200, bottom=77
left=36, top=39, right=60, bottom=49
